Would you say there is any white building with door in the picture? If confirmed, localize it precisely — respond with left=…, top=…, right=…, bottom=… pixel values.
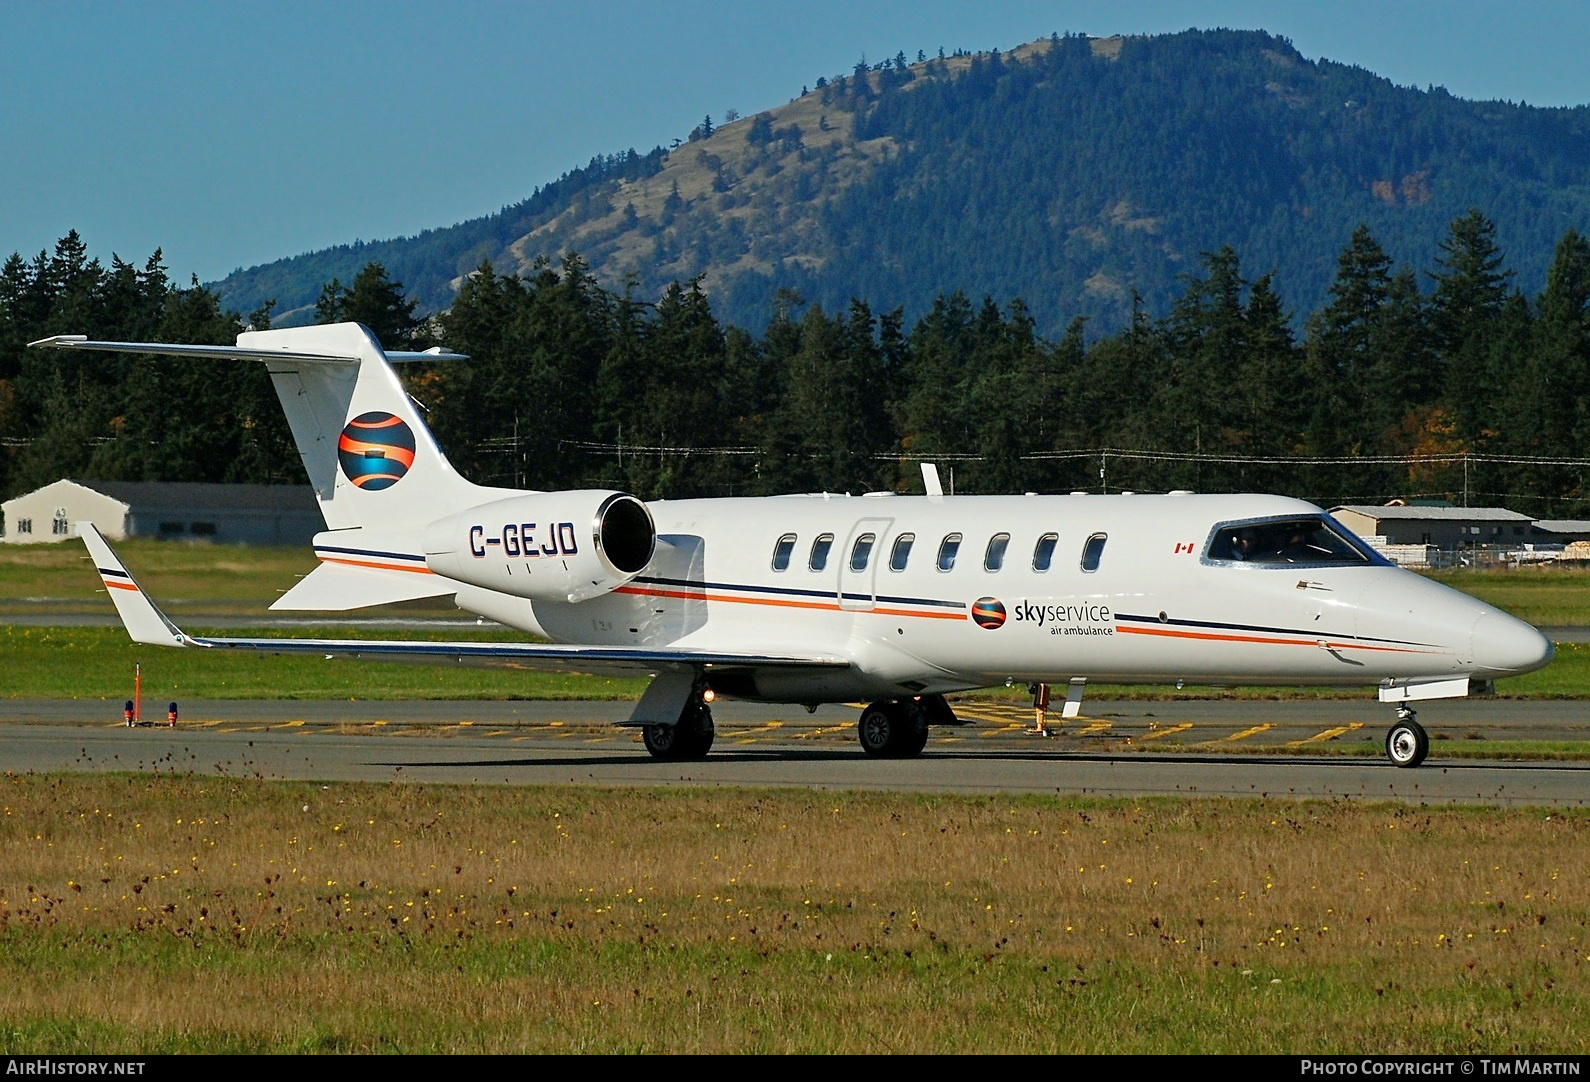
left=2, top=479, right=319, bottom=545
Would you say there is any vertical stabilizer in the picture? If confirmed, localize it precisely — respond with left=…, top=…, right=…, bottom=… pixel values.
left=238, top=323, right=502, bottom=532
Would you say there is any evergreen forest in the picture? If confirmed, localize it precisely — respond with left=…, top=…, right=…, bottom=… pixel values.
left=4, top=213, right=1589, bottom=521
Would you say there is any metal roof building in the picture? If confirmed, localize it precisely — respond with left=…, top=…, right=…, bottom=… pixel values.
left=2, top=479, right=319, bottom=545
left=1331, top=504, right=1536, bottom=548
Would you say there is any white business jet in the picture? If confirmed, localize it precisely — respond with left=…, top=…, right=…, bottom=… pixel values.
left=32, top=323, right=1554, bottom=768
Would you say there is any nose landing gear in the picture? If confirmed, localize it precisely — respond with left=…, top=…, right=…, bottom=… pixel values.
left=1384, top=704, right=1429, bottom=768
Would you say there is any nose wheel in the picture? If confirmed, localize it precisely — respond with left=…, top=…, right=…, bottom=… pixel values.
left=1384, top=706, right=1429, bottom=769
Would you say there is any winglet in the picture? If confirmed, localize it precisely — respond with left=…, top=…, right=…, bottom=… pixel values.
left=76, top=523, right=196, bottom=648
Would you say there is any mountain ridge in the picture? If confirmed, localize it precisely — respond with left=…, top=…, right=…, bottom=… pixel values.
left=213, top=29, right=1590, bottom=337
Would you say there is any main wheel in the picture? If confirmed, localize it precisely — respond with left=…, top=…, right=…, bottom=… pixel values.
left=642, top=701, right=715, bottom=761
left=898, top=710, right=929, bottom=757
left=858, top=703, right=899, bottom=757
left=857, top=701, right=929, bottom=758
left=677, top=701, right=715, bottom=759
left=1385, top=719, right=1429, bottom=769
left=643, top=722, right=683, bottom=760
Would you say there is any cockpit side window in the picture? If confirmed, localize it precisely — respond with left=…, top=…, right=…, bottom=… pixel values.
left=1206, top=516, right=1379, bottom=566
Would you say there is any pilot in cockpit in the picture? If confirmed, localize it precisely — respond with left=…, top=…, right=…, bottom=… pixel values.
left=1229, top=528, right=1258, bottom=561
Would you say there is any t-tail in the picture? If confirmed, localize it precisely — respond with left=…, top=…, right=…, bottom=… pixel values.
left=30, top=323, right=522, bottom=611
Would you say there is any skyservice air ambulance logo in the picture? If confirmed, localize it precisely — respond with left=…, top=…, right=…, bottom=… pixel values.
left=971, top=596, right=1007, bottom=630
left=337, top=411, right=416, bottom=491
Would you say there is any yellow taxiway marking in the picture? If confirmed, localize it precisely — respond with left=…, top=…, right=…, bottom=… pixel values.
left=277, top=720, right=305, bottom=728
left=791, top=725, right=849, bottom=739
left=977, top=720, right=1031, bottom=737
left=733, top=722, right=785, bottom=736
left=1136, top=722, right=1193, bottom=742
left=1198, top=723, right=1274, bottom=745
left=1076, top=721, right=1112, bottom=735
left=370, top=720, right=387, bottom=727
left=1287, top=722, right=1364, bottom=746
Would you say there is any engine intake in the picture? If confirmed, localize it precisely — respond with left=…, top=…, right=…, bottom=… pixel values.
left=423, top=490, right=656, bottom=603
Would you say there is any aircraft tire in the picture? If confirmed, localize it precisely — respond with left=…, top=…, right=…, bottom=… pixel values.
left=1385, top=719, right=1429, bottom=769
left=679, top=701, right=715, bottom=759
left=642, top=723, right=683, bottom=760
left=642, top=702, right=715, bottom=761
left=858, top=701, right=929, bottom=758
left=858, top=702, right=900, bottom=757
left=898, top=710, right=929, bottom=757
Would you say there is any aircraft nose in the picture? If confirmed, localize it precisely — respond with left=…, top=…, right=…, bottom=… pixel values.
left=1471, top=612, right=1554, bottom=676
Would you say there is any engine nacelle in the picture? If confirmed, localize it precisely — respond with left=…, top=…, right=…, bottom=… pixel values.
left=423, top=490, right=656, bottom=603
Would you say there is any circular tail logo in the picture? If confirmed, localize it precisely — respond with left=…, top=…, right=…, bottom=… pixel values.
left=971, top=597, right=1006, bottom=629
left=337, top=412, right=416, bottom=490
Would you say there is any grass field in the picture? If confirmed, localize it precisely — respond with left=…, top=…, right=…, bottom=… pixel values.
left=1426, top=568, right=1590, bottom=628
left=0, top=626, right=649, bottom=701
left=1, top=775, right=1585, bottom=1054
left=0, top=539, right=319, bottom=615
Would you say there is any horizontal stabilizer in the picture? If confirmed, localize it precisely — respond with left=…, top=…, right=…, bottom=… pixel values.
left=272, top=561, right=456, bottom=611
left=27, top=335, right=467, bottom=365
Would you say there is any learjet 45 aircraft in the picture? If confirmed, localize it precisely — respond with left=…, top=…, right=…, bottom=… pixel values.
left=32, top=323, right=1554, bottom=768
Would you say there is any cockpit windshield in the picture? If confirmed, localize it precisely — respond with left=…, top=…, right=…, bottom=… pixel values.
left=1206, top=516, right=1381, bottom=566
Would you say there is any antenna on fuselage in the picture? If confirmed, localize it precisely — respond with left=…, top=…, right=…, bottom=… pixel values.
left=921, top=463, right=944, bottom=500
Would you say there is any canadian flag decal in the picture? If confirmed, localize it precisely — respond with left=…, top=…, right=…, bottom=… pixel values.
left=1174, top=541, right=1195, bottom=554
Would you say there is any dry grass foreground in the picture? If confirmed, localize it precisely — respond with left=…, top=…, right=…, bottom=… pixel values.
left=1, top=774, right=1586, bottom=1054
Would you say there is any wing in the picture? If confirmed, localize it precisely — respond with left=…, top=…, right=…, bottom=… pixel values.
left=76, top=523, right=850, bottom=678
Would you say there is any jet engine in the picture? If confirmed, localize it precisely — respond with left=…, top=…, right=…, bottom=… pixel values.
left=423, top=490, right=656, bottom=603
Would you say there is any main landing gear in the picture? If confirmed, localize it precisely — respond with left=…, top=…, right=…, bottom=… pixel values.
left=1384, top=704, right=1430, bottom=769
left=857, top=699, right=932, bottom=758
left=642, top=694, right=715, bottom=761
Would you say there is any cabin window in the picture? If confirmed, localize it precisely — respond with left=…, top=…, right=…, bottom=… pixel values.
left=937, top=533, right=962, bottom=572
left=809, top=533, right=834, bottom=572
left=771, top=533, right=796, bottom=571
left=850, top=533, right=876, bottom=572
left=984, top=533, right=1010, bottom=571
left=1033, top=533, right=1058, bottom=571
left=1206, top=516, right=1377, bottom=566
left=889, top=533, right=914, bottom=571
left=1081, top=533, right=1107, bottom=573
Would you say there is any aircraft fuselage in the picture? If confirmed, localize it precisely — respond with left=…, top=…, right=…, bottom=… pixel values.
left=447, top=491, right=1551, bottom=704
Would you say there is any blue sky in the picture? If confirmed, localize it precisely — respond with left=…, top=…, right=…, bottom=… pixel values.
left=4, top=0, right=1588, bottom=285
